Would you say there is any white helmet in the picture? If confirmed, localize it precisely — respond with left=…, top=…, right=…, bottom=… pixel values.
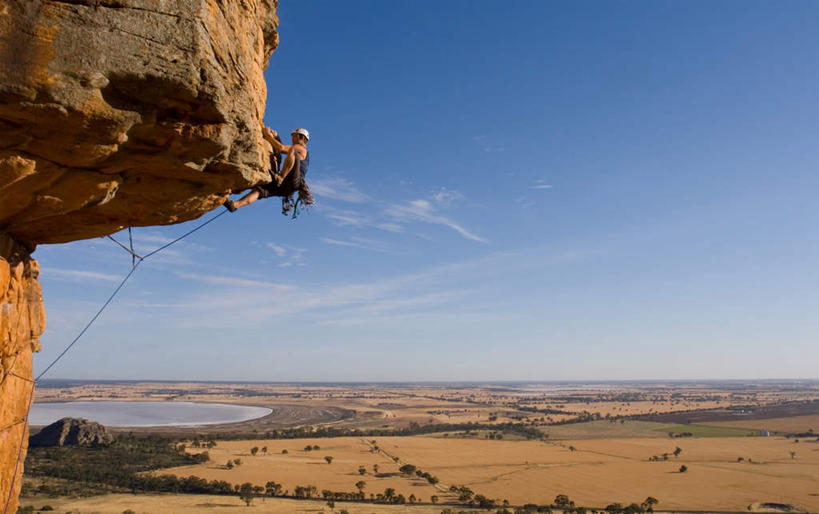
left=292, top=128, right=310, bottom=141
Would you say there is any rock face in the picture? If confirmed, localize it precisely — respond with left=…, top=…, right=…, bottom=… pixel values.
left=29, top=417, right=115, bottom=447
left=0, top=1, right=279, bottom=510
left=0, top=0, right=279, bottom=245
left=0, top=234, right=44, bottom=510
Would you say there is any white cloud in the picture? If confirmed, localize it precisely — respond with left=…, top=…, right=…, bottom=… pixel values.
left=387, top=199, right=487, bottom=243
left=266, top=243, right=287, bottom=257
left=532, top=184, right=553, bottom=190
left=313, top=182, right=481, bottom=242
left=377, top=223, right=404, bottom=233
left=163, top=254, right=500, bottom=327
left=319, top=237, right=392, bottom=253
left=433, top=187, right=464, bottom=206
left=310, top=176, right=370, bottom=203
left=175, top=272, right=290, bottom=291
left=323, top=208, right=405, bottom=234
left=262, top=242, right=306, bottom=267
left=41, top=268, right=122, bottom=283
left=325, top=210, right=364, bottom=227
left=119, top=249, right=581, bottom=330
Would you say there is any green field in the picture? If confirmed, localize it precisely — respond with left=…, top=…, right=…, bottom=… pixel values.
left=658, top=424, right=758, bottom=438
left=538, top=420, right=678, bottom=439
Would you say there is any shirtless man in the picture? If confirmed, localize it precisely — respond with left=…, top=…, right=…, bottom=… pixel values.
left=224, top=127, right=312, bottom=214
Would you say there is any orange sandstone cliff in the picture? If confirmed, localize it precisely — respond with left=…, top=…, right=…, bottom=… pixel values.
left=0, top=1, right=279, bottom=509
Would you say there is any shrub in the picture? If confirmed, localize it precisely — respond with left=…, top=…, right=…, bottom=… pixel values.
left=399, top=464, right=416, bottom=475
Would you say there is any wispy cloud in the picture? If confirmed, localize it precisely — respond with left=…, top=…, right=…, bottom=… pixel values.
left=532, top=179, right=553, bottom=190
left=320, top=237, right=392, bottom=253
left=325, top=209, right=365, bottom=228
left=515, top=197, right=536, bottom=209
left=266, top=243, right=287, bottom=257
left=175, top=272, right=290, bottom=291
left=265, top=242, right=306, bottom=267
left=310, top=176, right=370, bottom=203
left=41, top=268, right=123, bottom=283
left=472, top=135, right=505, bottom=153
left=323, top=207, right=405, bottom=234
left=377, top=223, right=404, bottom=233
left=387, top=199, right=487, bottom=243
left=432, top=187, right=464, bottom=206
left=115, top=249, right=592, bottom=330
left=314, top=182, right=482, bottom=242
left=162, top=253, right=509, bottom=327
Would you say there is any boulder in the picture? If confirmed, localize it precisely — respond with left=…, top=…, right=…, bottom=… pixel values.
left=29, top=417, right=115, bottom=447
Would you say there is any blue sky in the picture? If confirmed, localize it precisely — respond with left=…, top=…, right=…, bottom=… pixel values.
left=33, top=1, right=819, bottom=381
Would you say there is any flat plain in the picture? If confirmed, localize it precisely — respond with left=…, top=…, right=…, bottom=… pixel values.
left=22, top=380, right=819, bottom=513
left=161, top=432, right=819, bottom=512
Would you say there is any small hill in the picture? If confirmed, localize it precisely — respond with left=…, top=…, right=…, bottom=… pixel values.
left=29, top=417, right=115, bottom=448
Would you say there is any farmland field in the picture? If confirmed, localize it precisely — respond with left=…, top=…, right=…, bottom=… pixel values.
left=17, top=493, right=443, bottom=513
left=706, top=415, right=819, bottom=434
left=24, top=380, right=819, bottom=513
left=659, top=424, right=758, bottom=437
left=163, top=433, right=819, bottom=512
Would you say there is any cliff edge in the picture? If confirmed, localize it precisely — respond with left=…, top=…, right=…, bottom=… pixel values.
left=0, top=1, right=279, bottom=510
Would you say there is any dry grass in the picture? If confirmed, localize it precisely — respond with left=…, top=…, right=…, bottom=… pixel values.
left=162, top=434, right=819, bottom=512
left=18, top=493, right=444, bottom=513
left=164, top=438, right=444, bottom=503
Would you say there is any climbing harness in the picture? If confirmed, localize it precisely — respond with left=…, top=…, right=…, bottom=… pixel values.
left=2, top=208, right=227, bottom=514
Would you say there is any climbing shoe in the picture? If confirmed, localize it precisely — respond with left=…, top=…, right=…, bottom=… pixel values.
left=281, top=198, right=293, bottom=215
left=223, top=199, right=237, bottom=212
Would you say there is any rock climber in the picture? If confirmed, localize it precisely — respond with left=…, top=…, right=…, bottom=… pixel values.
left=223, top=127, right=313, bottom=215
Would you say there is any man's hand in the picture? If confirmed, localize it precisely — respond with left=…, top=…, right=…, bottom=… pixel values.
left=262, top=127, right=278, bottom=142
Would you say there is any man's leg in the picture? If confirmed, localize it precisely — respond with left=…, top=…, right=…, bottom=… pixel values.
left=277, top=152, right=299, bottom=183
left=233, top=189, right=261, bottom=208
left=224, top=189, right=261, bottom=211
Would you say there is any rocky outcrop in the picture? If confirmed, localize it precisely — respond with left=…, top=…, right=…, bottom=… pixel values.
left=0, top=0, right=279, bottom=245
left=29, top=417, right=114, bottom=447
left=0, top=233, right=44, bottom=510
left=0, top=1, right=279, bottom=510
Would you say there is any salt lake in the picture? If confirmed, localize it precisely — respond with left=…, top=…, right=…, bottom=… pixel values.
left=29, top=401, right=272, bottom=427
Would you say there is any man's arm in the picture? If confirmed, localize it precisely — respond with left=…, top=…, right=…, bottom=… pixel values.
left=262, top=127, right=290, bottom=154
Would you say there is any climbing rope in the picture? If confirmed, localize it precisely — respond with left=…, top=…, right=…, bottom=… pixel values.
left=106, top=234, right=143, bottom=261
left=2, top=208, right=227, bottom=514
left=129, top=227, right=136, bottom=268
left=4, top=381, right=35, bottom=514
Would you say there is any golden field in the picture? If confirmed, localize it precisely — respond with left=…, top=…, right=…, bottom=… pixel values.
left=24, top=381, right=819, bottom=513
left=18, top=493, right=443, bottom=513
left=161, top=432, right=819, bottom=512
